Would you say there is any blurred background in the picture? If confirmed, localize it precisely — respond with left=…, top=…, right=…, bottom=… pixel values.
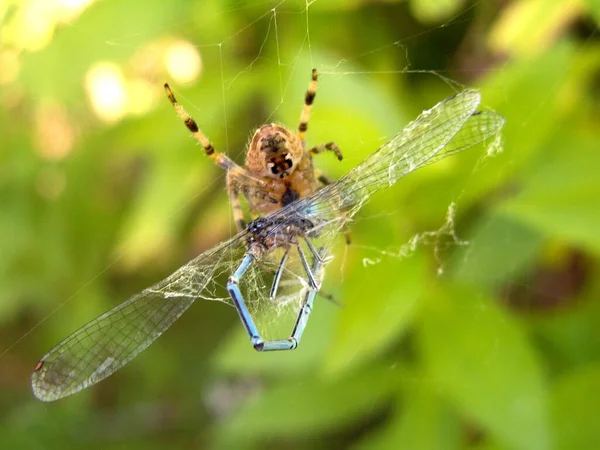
left=1, top=0, right=599, bottom=448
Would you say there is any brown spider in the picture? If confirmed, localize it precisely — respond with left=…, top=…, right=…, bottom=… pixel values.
left=164, top=69, right=342, bottom=232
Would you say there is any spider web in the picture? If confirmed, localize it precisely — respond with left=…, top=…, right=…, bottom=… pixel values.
left=3, top=4, right=599, bottom=450
left=144, top=0, right=494, bottom=276
left=4, top=0, right=511, bottom=399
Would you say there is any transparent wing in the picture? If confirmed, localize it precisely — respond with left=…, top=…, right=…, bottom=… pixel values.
left=276, top=90, right=505, bottom=232
left=31, top=229, right=325, bottom=401
left=31, top=236, right=243, bottom=401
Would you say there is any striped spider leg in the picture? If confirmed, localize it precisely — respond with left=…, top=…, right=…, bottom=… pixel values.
left=299, top=69, right=343, bottom=167
left=164, top=83, right=261, bottom=232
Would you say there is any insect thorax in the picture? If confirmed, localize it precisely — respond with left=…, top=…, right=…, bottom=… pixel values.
left=246, top=215, right=315, bottom=255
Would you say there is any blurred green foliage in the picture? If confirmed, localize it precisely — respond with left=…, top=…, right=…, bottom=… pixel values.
left=1, top=0, right=600, bottom=449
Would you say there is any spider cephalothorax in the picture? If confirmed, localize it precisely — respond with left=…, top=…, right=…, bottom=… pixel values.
left=246, top=124, right=304, bottom=179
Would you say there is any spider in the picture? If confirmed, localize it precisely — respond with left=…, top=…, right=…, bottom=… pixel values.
left=164, top=69, right=343, bottom=232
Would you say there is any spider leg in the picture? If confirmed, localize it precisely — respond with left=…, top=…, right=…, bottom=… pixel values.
left=226, top=172, right=247, bottom=232
left=318, top=290, right=343, bottom=307
left=164, top=83, right=237, bottom=171
left=227, top=251, right=321, bottom=351
left=309, top=142, right=343, bottom=161
left=226, top=168, right=275, bottom=232
left=298, top=69, right=318, bottom=142
left=316, top=172, right=334, bottom=186
left=269, top=249, right=289, bottom=300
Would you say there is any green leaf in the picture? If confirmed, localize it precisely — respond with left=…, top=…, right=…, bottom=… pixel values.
left=482, top=41, right=579, bottom=172
left=419, top=284, right=550, bottom=450
left=550, top=365, right=600, bottom=450
left=489, top=0, right=585, bottom=58
left=217, top=366, right=398, bottom=445
left=323, top=252, right=426, bottom=375
left=355, top=383, right=461, bottom=450
left=410, top=0, right=465, bottom=24
left=528, top=270, right=600, bottom=370
left=499, top=132, right=600, bottom=256
left=587, top=0, right=600, bottom=23
left=449, top=212, right=544, bottom=288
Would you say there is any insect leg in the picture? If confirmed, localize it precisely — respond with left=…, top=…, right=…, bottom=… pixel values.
left=269, top=249, right=289, bottom=300
left=289, top=247, right=325, bottom=345
left=228, top=247, right=325, bottom=352
left=264, top=248, right=324, bottom=350
left=227, top=253, right=300, bottom=351
left=227, top=253, right=264, bottom=350
left=296, top=244, right=319, bottom=290
left=289, top=288, right=317, bottom=346
left=303, top=237, right=327, bottom=264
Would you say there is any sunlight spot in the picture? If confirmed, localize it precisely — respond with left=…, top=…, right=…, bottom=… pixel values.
left=56, top=0, right=97, bottom=22
left=127, top=78, right=158, bottom=116
left=85, top=62, right=127, bottom=123
left=0, top=50, right=20, bottom=85
left=2, top=0, right=97, bottom=52
left=164, top=41, right=203, bottom=84
left=21, top=5, right=55, bottom=51
left=34, top=101, right=77, bottom=160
